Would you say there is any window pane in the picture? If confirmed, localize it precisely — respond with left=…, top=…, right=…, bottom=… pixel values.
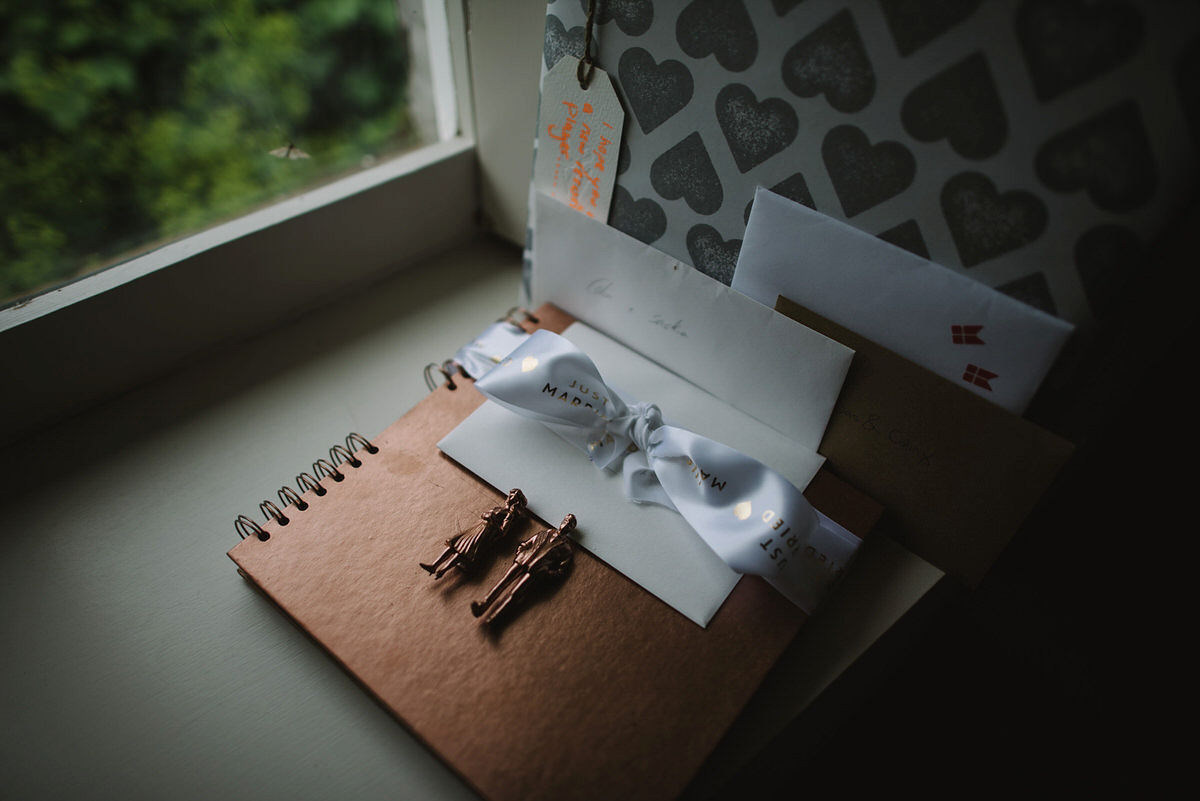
left=1, top=0, right=442, bottom=307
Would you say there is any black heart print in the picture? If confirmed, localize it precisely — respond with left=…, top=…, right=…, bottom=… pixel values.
left=995, top=272, right=1058, bottom=315
left=901, top=52, right=1007, bottom=160
left=880, top=0, right=982, bottom=56
left=942, top=172, right=1048, bottom=267
left=610, top=186, right=668, bottom=244
left=650, top=133, right=724, bottom=215
left=686, top=224, right=742, bottom=284
left=1035, top=100, right=1157, bottom=212
left=583, top=0, right=654, bottom=36
left=1016, top=0, right=1144, bottom=102
left=676, top=0, right=759, bottom=73
left=715, top=83, right=798, bottom=173
left=543, top=14, right=585, bottom=71
left=877, top=220, right=930, bottom=259
left=619, top=47, right=695, bottom=134
left=744, top=172, right=814, bottom=224
left=822, top=125, right=915, bottom=217
left=781, top=9, right=875, bottom=113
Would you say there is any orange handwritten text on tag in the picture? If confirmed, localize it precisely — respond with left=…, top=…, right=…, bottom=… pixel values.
left=534, top=59, right=623, bottom=221
left=546, top=101, right=613, bottom=218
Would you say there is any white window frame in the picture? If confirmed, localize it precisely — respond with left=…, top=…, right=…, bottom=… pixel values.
left=0, top=0, right=546, bottom=448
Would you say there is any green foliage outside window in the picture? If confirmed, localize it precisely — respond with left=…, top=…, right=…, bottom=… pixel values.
left=0, top=0, right=416, bottom=304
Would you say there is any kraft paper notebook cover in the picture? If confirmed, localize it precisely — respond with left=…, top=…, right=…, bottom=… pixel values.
left=227, top=304, right=881, bottom=801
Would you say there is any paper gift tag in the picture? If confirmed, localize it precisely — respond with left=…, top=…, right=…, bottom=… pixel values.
left=533, top=57, right=624, bottom=222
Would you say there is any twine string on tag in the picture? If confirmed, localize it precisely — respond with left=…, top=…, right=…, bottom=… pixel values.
left=577, top=0, right=598, bottom=89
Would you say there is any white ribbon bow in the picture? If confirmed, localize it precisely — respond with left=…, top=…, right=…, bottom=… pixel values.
left=452, top=320, right=532, bottom=380
left=474, top=329, right=862, bottom=613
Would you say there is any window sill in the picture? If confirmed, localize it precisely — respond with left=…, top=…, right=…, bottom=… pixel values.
left=0, top=235, right=523, bottom=799
left=0, top=136, right=479, bottom=449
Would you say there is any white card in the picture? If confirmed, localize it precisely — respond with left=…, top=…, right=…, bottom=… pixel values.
left=439, top=322, right=828, bottom=627
left=731, top=187, right=1075, bottom=414
left=530, top=191, right=852, bottom=452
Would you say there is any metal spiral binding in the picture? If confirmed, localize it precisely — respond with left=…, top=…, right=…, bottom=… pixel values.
left=278, top=485, right=308, bottom=511
left=345, top=432, right=379, bottom=455
left=296, top=471, right=325, bottom=497
left=259, top=500, right=288, bottom=526
left=422, top=307, right=540, bottom=392
left=500, top=306, right=539, bottom=327
left=329, top=443, right=359, bottom=469
left=234, top=432, right=376, bottom=541
left=423, top=359, right=459, bottom=392
left=236, top=515, right=268, bottom=542
left=312, top=458, right=343, bottom=483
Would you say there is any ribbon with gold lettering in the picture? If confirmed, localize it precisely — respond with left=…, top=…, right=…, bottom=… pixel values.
left=474, top=329, right=861, bottom=613
left=452, top=320, right=532, bottom=380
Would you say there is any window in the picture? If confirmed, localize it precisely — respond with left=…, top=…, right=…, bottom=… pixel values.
left=0, top=0, right=485, bottom=448
left=1, top=0, right=463, bottom=308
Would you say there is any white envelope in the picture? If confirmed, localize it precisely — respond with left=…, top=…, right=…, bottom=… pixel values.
left=439, top=322, right=829, bottom=627
left=732, top=187, right=1075, bottom=414
left=531, top=190, right=852, bottom=451
left=439, top=194, right=856, bottom=626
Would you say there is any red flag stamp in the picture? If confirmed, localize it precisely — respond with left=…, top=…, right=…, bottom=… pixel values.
left=963, top=364, right=998, bottom=390
left=952, top=325, right=985, bottom=345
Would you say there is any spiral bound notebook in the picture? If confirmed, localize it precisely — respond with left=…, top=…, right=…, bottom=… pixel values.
left=226, top=304, right=881, bottom=801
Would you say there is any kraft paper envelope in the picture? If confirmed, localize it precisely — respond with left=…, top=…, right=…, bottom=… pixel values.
left=776, top=296, right=1074, bottom=586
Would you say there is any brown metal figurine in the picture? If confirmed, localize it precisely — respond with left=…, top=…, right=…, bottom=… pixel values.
left=420, top=488, right=528, bottom=579
left=471, top=513, right=576, bottom=625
